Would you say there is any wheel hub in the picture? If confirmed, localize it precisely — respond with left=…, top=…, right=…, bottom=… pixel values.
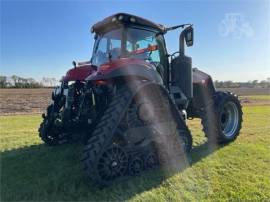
left=220, top=101, right=239, bottom=137
left=97, top=145, right=128, bottom=181
left=111, top=160, right=118, bottom=168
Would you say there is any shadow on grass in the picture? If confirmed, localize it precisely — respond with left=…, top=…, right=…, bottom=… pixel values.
left=1, top=141, right=224, bottom=201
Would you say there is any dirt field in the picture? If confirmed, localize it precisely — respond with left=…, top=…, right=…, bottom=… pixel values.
left=0, top=88, right=52, bottom=115
left=0, top=88, right=269, bottom=115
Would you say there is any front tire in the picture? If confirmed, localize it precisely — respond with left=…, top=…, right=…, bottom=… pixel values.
left=39, top=119, right=69, bottom=146
left=38, top=104, right=69, bottom=146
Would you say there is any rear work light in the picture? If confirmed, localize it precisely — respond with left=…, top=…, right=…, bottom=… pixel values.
left=118, top=15, right=124, bottom=21
left=130, top=17, right=136, bottom=22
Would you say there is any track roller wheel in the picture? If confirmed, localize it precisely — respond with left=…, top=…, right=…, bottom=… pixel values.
left=129, top=157, right=144, bottom=176
left=144, top=152, right=159, bottom=169
left=97, top=145, right=128, bottom=183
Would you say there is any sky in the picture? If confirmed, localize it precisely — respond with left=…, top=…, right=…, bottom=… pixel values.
left=1, top=0, right=270, bottom=81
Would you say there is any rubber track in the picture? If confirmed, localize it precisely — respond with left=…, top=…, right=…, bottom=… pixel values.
left=81, top=82, right=193, bottom=185
left=81, top=85, right=135, bottom=184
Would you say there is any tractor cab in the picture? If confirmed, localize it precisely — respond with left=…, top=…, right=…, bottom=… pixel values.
left=90, top=13, right=194, bottom=97
left=90, top=13, right=170, bottom=84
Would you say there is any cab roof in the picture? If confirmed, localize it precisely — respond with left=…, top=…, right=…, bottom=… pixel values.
left=92, top=13, right=166, bottom=34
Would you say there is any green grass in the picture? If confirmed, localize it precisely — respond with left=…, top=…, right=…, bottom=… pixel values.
left=1, top=106, right=270, bottom=201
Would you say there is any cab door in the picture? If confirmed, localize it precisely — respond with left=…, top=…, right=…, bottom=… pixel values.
left=156, top=34, right=170, bottom=87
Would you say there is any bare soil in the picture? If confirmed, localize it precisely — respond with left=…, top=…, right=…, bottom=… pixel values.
left=0, top=88, right=52, bottom=115
left=0, top=88, right=269, bottom=115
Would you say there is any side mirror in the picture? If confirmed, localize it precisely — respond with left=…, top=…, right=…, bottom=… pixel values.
left=184, top=26, right=194, bottom=47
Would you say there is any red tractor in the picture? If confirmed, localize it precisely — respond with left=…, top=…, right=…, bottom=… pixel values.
left=39, top=13, right=242, bottom=185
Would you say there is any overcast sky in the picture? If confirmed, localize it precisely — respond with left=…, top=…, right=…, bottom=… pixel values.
left=1, top=0, right=270, bottom=81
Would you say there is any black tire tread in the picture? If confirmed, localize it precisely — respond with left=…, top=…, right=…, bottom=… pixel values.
left=201, top=91, right=243, bottom=144
left=82, top=82, right=193, bottom=185
left=81, top=86, right=134, bottom=185
left=38, top=104, right=68, bottom=146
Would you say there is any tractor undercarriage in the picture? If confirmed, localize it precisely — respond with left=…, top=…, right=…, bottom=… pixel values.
left=81, top=81, right=192, bottom=185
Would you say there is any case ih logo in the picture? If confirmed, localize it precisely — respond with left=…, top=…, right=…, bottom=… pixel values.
left=219, top=13, right=254, bottom=39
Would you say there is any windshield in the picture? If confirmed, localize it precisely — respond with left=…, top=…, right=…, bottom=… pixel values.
left=91, top=27, right=161, bottom=66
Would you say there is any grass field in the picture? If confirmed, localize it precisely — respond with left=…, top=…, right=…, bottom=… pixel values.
left=1, top=101, right=270, bottom=201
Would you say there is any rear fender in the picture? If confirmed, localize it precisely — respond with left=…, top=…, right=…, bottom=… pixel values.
left=189, top=68, right=216, bottom=116
left=86, top=64, right=163, bottom=85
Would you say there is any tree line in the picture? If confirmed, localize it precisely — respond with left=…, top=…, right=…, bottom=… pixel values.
left=0, top=75, right=58, bottom=88
left=214, top=78, right=270, bottom=88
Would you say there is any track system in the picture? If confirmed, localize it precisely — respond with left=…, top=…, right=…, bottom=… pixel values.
left=82, top=82, right=193, bottom=186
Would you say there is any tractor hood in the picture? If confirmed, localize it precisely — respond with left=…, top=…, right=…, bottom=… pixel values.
left=62, top=64, right=96, bottom=82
